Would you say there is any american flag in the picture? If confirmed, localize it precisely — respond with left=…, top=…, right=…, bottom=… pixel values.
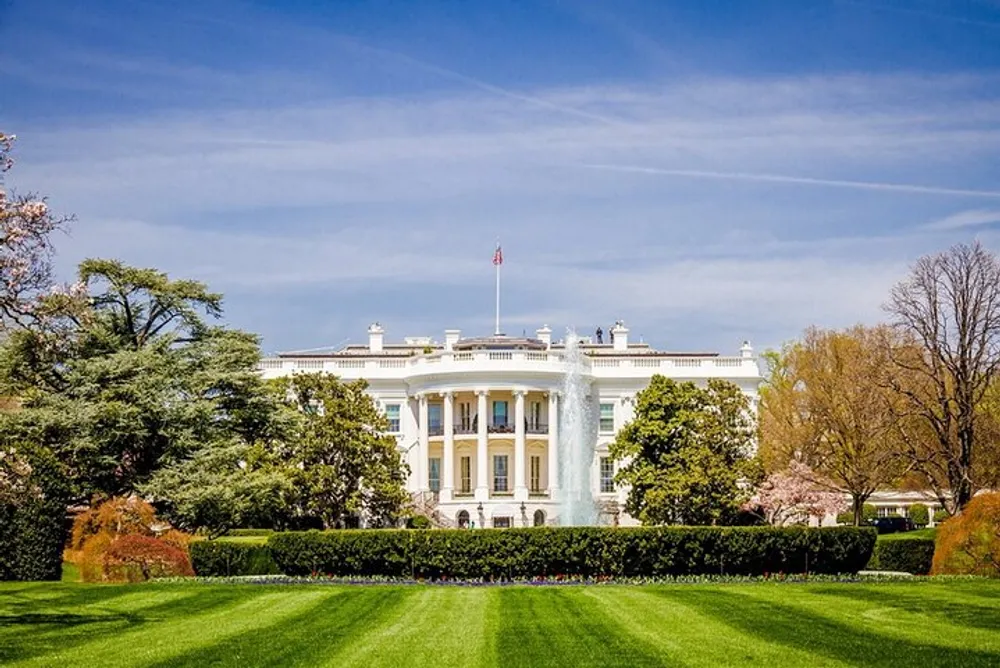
left=493, top=243, right=503, bottom=266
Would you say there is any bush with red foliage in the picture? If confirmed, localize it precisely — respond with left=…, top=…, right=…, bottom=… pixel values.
left=68, top=496, right=193, bottom=582
left=932, top=492, right=1000, bottom=576
left=70, top=496, right=157, bottom=551
left=102, top=535, right=194, bottom=582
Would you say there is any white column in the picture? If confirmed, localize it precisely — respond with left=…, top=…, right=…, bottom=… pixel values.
left=514, top=389, right=527, bottom=501
left=548, top=392, right=560, bottom=496
left=476, top=389, right=489, bottom=501
left=441, top=391, right=454, bottom=502
left=418, top=394, right=429, bottom=492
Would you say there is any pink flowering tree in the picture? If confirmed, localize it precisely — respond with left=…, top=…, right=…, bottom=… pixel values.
left=0, top=132, right=74, bottom=330
left=745, top=460, right=846, bottom=526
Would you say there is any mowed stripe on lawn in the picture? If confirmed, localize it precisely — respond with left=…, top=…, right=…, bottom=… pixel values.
left=145, top=587, right=409, bottom=667
left=317, top=586, right=494, bottom=668
left=495, top=587, right=673, bottom=668
left=0, top=586, right=204, bottom=665
left=650, top=583, right=1000, bottom=668
left=578, top=586, right=830, bottom=666
left=7, top=586, right=333, bottom=668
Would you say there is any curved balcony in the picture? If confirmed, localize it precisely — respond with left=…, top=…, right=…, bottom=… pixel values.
left=407, top=349, right=584, bottom=382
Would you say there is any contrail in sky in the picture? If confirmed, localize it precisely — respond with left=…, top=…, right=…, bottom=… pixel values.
left=583, top=164, right=1000, bottom=198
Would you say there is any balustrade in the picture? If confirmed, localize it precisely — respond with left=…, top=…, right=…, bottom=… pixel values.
left=261, top=350, right=754, bottom=376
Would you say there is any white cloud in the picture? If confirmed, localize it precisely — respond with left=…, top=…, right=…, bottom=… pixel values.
left=922, top=209, right=1000, bottom=230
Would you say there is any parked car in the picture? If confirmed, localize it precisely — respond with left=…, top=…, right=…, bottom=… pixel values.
left=869, top=516, right=915, bottom=534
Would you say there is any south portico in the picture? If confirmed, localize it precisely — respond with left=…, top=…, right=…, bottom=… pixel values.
left=411, top=384, right=572, bottom=520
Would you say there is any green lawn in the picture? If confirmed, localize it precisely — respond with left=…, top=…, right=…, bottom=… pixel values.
left=2, top=580, right=998, bottom=667
left=878, top=528, right=937, bottom=541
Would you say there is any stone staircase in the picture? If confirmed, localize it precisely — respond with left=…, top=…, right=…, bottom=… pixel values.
left=410, top=491, right=456, bottom=528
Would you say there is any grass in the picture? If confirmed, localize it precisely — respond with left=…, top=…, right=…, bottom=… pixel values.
left=878, top=528, right=937, bottom=541
left=211, top=535, right=269, bottom=545
left=2, top=579, right=999, bottom=667
left=60, top=561, right=80, bottom=583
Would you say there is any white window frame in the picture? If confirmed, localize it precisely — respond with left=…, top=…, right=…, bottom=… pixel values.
left=600, top=456, right=615, bottom=493
left=460, top=456, right=472, bottom=493
left=493, top=454, right=509, bottom=492
left=599, top=402, right=615, bottom=433
left=428, top=457, right=441, bottom=492
left=385, top=403, right=401, bottom=433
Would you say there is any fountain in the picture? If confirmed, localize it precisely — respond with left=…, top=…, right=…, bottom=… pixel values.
left=557, top=330, right=598, bottom=525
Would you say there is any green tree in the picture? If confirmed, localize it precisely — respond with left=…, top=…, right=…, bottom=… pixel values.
left=610, top=376, right=760, bottom=526
left=0, top=260, right=276, bottom=500
left=273, top=373, right=409, bottom=529
left=142, top=439, right=295, bottom=538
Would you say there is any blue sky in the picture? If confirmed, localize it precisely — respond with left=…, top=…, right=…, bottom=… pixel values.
left=2, top=0, right=1000, bottom=355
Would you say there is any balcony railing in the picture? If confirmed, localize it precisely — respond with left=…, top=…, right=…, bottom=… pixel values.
left=429, top=421, right=547, bottom=435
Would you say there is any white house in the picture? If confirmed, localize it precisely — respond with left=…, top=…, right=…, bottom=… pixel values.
left=258, top=321, right=762, bottom=528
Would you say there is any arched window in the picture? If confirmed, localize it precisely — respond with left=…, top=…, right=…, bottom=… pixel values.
left=457, top=510, right=470, bottom=529
left=533, top=509, right=545, bottom=527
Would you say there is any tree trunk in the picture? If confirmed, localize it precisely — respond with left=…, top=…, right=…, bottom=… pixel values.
left=956, top=423, right=975, bottom=510
left=851, top=494, right=868, bottom=526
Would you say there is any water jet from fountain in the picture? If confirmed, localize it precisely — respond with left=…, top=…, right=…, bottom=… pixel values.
left=557, top=330, right=598, bottom=526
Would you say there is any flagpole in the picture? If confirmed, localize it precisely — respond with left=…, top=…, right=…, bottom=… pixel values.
left=495, top=242, right=501, bottom=336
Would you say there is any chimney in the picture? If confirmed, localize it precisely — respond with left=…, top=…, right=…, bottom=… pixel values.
left=444, top=329, right=461, bottom=351
left=536, top=325, right=552, bottom=348
left=740, top=340, right=754, bottom=359
left=612, top=321, right=629, bottom=351
left=368, top=322, right=384, bottom=352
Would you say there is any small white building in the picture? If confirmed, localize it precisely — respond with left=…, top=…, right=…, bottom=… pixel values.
left=258, top=322, right=761, bottom=528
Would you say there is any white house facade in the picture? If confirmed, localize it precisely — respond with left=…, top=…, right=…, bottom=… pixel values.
left=258, top=321, right=762, bottom=528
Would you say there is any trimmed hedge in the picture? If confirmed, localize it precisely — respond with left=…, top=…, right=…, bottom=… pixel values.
left=0, top=445, right=70, bottom=582
left=268, top=526, right=876, bottom=580
left=190, top=540, right=280, bottom=576
left=867, top=538, right=935, bottom=575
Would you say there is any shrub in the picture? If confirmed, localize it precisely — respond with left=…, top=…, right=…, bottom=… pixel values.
left=71, top=496, right=193, bottom=582
left=70, top=496, right=158, bottom=550
left=159, top=529, right=192, bottom=551
left=907, top=504, right=929, bottom=527
left=101, top=535, right=194, bottom=582
left=0, top=444, right=70, bottom=581
left=932, top=493, right=1000, bottom=576
left=933, top=509, right=951, bottom=524
left=190, top=539, right=280, bottom=576
left=867, top=538, right=935, bottom=574
left=268, top=526, right=876, bottom=580
left=407, top=515, right=432, bottom=530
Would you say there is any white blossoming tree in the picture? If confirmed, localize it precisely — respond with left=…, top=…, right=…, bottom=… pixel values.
left=746, top=460, right=846, bottom=526
left=0, top=132, right=73, bottom=330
